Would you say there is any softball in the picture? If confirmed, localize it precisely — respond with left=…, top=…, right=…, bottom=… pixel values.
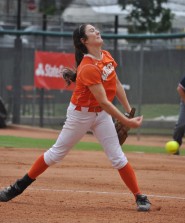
left=165, top=141, right=179, bottom=154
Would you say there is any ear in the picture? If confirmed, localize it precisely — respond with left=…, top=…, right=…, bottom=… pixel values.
left=80, top=38, right=87, bottom=45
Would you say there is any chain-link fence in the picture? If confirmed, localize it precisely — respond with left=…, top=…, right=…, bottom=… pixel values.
left=0, top=27, right=185, bottom=135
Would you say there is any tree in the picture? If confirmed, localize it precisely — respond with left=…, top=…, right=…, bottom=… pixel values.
left=118, top=0, right=174, bottom=33
left=59, top=0, right=73, bottom=12
left=39, top=0, right=73, bottom=15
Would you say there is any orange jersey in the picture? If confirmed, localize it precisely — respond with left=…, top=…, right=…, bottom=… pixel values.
left=71, top=50, right=117, bottom=107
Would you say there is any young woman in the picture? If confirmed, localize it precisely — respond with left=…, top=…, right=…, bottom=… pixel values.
left=0, top=24, right=151, bottom=211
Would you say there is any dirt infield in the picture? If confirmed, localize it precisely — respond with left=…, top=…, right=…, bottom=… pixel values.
left=0, top=125, right=185, bottom=223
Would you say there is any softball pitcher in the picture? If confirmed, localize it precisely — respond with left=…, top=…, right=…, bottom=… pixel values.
left=0, top=24, right=151, bottom=211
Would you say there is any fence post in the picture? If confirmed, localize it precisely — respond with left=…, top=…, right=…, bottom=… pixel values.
left=137, top=43, right=144, bottom=140
left=12, top=0, right=22, bottom=124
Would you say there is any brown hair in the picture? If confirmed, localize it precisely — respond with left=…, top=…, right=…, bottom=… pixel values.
left=62, top=24, right=88, bottom=86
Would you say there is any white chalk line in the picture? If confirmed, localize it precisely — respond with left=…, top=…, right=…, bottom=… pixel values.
left=29, top=187, right=185, bottom=201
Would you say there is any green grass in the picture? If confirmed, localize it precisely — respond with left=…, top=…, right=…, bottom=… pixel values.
left=39, top=103, right=179, bottom=119
left=115, top=103, right=179, bottom=119
left=139, top=104, right=179, bottom=119
left=0, top=136, right=55, bottom=149
left=1, top=135, right=184, bottom=155
left=17, top=103, right=180, bottom=134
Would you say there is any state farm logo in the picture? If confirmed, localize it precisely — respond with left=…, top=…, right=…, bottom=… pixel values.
left=35, top=63, right=64, bottom=78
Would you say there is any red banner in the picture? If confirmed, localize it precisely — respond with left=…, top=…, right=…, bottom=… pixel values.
left=34, top=51, right=75, bottom=90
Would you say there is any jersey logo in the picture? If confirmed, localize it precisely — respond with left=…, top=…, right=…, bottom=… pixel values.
left=102, top=63, right=114, bottom=81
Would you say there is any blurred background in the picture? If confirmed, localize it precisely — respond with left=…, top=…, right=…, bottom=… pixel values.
left=0, top=0, right=185, bottom=136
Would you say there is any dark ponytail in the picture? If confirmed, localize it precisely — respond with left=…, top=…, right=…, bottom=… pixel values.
left=75, top=48, right=84, bottom=67
left=62, top=24, right=88, bottom=86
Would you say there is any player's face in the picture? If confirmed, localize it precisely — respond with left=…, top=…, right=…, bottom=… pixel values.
left=83, top=24, right=103, bottom=47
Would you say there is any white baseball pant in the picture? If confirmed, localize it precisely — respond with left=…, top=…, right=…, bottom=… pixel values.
left=44, top=103, right=128, bottom=169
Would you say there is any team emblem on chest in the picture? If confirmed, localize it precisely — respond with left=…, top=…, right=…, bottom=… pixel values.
left=102, top=63, right=114, bottom=81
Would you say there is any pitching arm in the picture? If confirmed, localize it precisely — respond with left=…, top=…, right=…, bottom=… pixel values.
left=115, top=77, right=131, bottom=114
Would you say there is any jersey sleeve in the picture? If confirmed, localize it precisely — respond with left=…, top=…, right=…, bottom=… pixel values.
left=78, top=64, right=102, bottom=86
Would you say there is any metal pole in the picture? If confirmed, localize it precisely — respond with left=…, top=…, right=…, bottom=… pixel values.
left=39, top=13, right=47, bottom=127
left=114, top=15, right=118, bottom=60
left=12, top=0, right=22, bottom=124
left=113, top=15, right=119, bottom=106
left=137, top=43, right=144, bottom=140
left=17, top=0, right=21, bottom=30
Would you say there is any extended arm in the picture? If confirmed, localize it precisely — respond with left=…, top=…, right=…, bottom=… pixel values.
left=88, top=83, right=142, bottom=128
left=116, top=77, right=131, bottom=113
